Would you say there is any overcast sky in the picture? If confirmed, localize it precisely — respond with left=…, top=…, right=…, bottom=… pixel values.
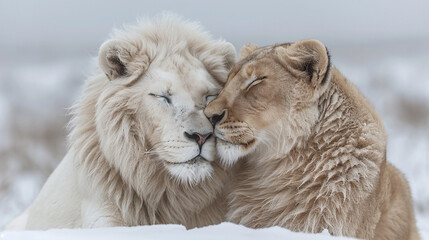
left=1, top=0, right=429, bottom=54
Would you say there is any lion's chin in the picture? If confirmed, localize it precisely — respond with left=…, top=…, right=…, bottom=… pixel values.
left=165, top=157, right=213, bottom=184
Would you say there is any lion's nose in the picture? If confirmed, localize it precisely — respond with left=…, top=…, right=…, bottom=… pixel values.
left=208, top=110, right=226, bottom=127
left=184, top=132, right=212, bottom=150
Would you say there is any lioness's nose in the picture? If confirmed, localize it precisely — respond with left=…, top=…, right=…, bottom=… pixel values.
left=207, top=110, right=226, bottom=127
left=184, top=132, right=212, bottom=150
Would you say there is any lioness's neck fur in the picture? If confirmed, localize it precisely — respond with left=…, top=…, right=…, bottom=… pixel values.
left=227, top=68, right=419, bottom=239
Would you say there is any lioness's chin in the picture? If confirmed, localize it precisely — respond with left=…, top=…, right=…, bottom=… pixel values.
left=165, top=158, right=213, bottom=184
left=216, top=138, right=256, bottom=167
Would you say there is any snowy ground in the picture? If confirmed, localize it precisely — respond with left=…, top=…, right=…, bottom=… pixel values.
left=1, top=223, right=355, bottom=240
left=0, top=42, right=428, bottom=239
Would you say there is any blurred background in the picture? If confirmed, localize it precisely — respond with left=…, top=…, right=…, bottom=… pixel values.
left=0, top=0, right=428, bottom=237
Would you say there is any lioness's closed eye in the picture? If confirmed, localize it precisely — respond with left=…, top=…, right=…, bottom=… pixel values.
left=205, top=40, right=420, bottom=240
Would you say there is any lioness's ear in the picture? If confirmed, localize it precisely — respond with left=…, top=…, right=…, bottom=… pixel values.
left=239, top=43, right=259, bottom=60
left=278, top=39, right=331, bottom=87
left=99, top=39, right=149, bottom=81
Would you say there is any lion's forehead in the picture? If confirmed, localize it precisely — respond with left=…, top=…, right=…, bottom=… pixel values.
left=150, top=66, right=217, bottom=95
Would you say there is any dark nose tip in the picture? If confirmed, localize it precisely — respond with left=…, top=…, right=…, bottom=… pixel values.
left=209, top=110, right=226, bottom=127
left=184, top=132, right=212, bottom=150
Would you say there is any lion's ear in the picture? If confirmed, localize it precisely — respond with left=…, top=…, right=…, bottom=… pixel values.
left=98, top=39, right=149, bottom=81
left=215, top=41, right=237, bottom=71
left=239, top=43, right=259, bottom=60
left=197, top=41, right=237, bottom=85
left=277, top=39, right=331, bottom=87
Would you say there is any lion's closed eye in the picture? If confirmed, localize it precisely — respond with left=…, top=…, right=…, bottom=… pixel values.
left=206, top=94, right=218, bottom=105
left=149, top=93, right=172, bottom=104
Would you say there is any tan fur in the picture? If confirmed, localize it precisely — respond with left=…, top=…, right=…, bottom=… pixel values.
left=11, top=15, right=237, bottom=230
left=205, top=40, right=420, bottom=239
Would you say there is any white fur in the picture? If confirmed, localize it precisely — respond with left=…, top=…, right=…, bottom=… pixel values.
left=7, top=14, right=235, bottom=230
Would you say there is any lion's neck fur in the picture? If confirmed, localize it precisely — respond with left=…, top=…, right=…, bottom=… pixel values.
left=227, top=68, right=386, bottom=237
left=69, top=75, right=228, bottom=228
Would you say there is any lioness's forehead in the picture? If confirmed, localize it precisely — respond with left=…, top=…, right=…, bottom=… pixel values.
left=228, top=50, right=272, bottom=80
left=229, top=43, right=294, bottom=82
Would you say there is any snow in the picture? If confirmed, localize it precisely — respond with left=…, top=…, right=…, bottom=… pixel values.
left=1, top=47, right=429, bottom=239
left=0, top=223, right=356, bottom=240
left=1, top=2, right=429, bottom=238
left=1, top=47, right=428, bottom=239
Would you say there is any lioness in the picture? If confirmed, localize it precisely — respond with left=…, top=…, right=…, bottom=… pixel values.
left=7, top=15, right=236, bottom=230
left=204, top=40, right=420, bottom=239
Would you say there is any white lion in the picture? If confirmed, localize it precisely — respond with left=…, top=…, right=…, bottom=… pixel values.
left=6, top=14, right=236, bottom=230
